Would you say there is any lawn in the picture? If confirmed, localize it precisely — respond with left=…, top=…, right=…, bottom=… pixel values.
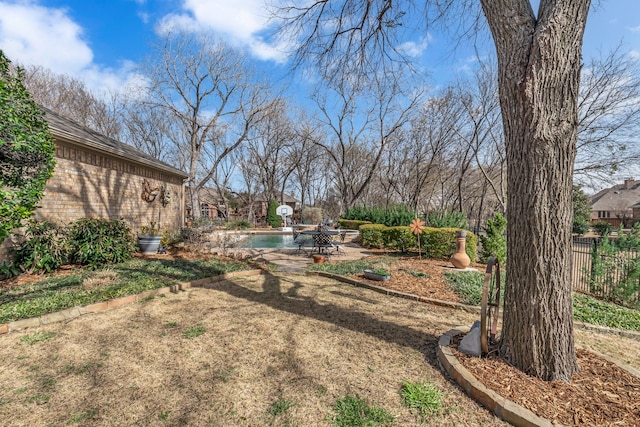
left=0, top=272, right=508, bottom=426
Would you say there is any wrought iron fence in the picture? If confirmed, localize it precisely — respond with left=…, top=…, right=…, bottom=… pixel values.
left=571, top=236, right=640, bottom=306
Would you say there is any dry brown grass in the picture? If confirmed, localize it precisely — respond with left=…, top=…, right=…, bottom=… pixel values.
left=0, top=272, right=509, bottom=426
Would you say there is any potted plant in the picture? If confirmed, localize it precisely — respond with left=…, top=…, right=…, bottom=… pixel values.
left=138, top=222, right=162, bottom=254
left=363, top=268, right=391, bottom=281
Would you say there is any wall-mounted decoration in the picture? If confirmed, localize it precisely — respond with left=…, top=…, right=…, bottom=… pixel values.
left=141, top=178, right=160, bottom=203
left=160, top=185, right=171, bottom=207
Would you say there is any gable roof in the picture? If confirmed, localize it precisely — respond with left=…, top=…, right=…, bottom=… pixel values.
left=590, top=180, right=640, bottom=211
left=44, top=107, right=188, bottom=179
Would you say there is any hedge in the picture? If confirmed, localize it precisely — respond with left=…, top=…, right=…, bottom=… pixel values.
left=337, top=219, right=372, bottom=230
left=360, top=224, right=477, bottom=261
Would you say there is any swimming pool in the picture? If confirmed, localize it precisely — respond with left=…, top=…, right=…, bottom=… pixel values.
left=234, top=234, right=298, bottom=249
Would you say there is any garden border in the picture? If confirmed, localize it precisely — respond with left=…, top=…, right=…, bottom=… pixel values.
left=0, top=269, right=264, bottom=335
left=438, top=327, right=640, bottom=427
left=308, top=271, right=640, bottom=342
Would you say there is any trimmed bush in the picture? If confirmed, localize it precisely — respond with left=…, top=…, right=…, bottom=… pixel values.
left=383, top=226, right=415, bottom=252
left=360, top=224, right=387, bottom=248
left=337, top=219, right=372, bottom=230
left=360, top=223, right=477, bottom=261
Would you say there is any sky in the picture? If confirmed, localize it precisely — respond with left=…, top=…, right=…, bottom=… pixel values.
left=1, top=0, right=639, bottom=99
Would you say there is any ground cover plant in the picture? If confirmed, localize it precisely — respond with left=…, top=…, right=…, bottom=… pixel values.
left=443, top=270, right=639, bottom=331
left=314, top=256, right=640, bottom=333
left=0, top=256, right=249, bottom=323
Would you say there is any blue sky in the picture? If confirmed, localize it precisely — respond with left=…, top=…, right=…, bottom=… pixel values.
left=0, top=0, right=639, bottom=99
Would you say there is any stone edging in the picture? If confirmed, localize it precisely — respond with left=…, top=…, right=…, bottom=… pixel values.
left=307, top=271, right=481, bottom=313
left=438, top=327, right=640, bottom=427
left=438, top=327, right=560, bottom=427
left=0, top=269, right=264, bottom=335
left=306, top=271, right=640, bottom=342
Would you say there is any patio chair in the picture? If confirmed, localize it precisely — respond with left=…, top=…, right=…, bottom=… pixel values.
left=313, top=233, right=334, bottom=258
left=331, top=231, right=347, bottom=255
left=293, top=230, right=313, bottom=256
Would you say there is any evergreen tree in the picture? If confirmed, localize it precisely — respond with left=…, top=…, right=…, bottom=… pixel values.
left=479, top=212, right=507, bottom=265
left=266, top=200, right=281, bottom=228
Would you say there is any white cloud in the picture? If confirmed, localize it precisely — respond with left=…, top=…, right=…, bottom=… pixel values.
left=0, top=1, right=139, bottom=96
left=156, top=0, right=289, bottom=63
left=397, top=35, right=432, bottom=58
left=630, top=50, right=640, bottom=60
left=628, top=25, right=640, bottom=33
left=0, top=1, right=93, bottom=72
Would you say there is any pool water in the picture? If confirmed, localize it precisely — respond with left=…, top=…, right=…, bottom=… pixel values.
left=234, top=234, right=298, bottom=249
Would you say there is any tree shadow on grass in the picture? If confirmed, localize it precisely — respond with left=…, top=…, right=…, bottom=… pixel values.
left=211, top=270, right=445, bottom=370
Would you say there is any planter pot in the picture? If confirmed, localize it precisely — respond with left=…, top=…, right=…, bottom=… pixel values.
left=313, top=254, right=326, bottom=264
left=363, top=269, right=390, bottom=282
left=138, top=235, right=162, bottom=254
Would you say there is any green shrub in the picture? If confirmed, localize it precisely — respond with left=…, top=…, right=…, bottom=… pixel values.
left=266, top=200, right=281, bottom=228
left=427, top=210, right=468, bottom=229
left=419, top=227, right=477, bottom=261
left=573, top=220, right=589, bottom=235
left=479, top=212, right=507, bottom=264
left=589, top=236, right=640, bottom=308
left=68, top=219, right=135, bottom=268
left=360, top=223, right=477, bottom=261
left=592, top=221, right=612, bottom=237
left=382, top=226, right=415, bottom=252
left=360, top=224, right=387, bottom=248
left=337, top=219, right=372, bottom=230
left=15, top=219, right=68, bottom=274
left=343, top=204, right=417, bottom=227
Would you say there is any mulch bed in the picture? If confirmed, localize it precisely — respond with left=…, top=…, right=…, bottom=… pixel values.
left=345, top=255, right=640, bottom=426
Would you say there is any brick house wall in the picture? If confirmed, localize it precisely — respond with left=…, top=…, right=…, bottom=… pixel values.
left=0, top=109, right=187, bottom=262
left=38, top=140, right=185, bottom=233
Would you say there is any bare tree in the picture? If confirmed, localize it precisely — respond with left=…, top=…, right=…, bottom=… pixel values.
left=137, top=31, right=271, bottom=219
left=575, top=45, right=640, bottom=187
left=380, top=88, right=462, bottom=213
left=311, top=68, right=422, bottom=213
left=245, top=97, right=299, bottom=203
left=275, top=0, right=591, bottom=381
left=22, top=65, right=122, bottom=138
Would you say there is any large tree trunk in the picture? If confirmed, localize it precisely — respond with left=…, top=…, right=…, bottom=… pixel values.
left=481, top=0, right=590, bottom=381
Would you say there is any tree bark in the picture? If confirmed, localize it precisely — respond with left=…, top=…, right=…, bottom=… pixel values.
left=481, top=0, right=590, bottom=381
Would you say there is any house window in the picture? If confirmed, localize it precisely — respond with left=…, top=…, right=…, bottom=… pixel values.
left=201, top=203, right=210, bottom=218
left=598, top=211, right=611, bottom=219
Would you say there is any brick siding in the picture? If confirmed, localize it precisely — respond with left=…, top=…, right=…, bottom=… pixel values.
left=0, top=141, right=185, bottom=262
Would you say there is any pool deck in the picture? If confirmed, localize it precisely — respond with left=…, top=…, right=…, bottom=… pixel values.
left=219, top=243, right=373, bottom=273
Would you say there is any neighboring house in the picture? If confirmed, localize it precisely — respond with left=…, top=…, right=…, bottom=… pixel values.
left=589, top=178, right=640, bottom=227
left=185, top=187, right=229, bottom=220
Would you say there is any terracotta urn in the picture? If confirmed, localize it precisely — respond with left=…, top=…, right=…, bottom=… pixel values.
left=450, top=231, right=471, bottom=269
